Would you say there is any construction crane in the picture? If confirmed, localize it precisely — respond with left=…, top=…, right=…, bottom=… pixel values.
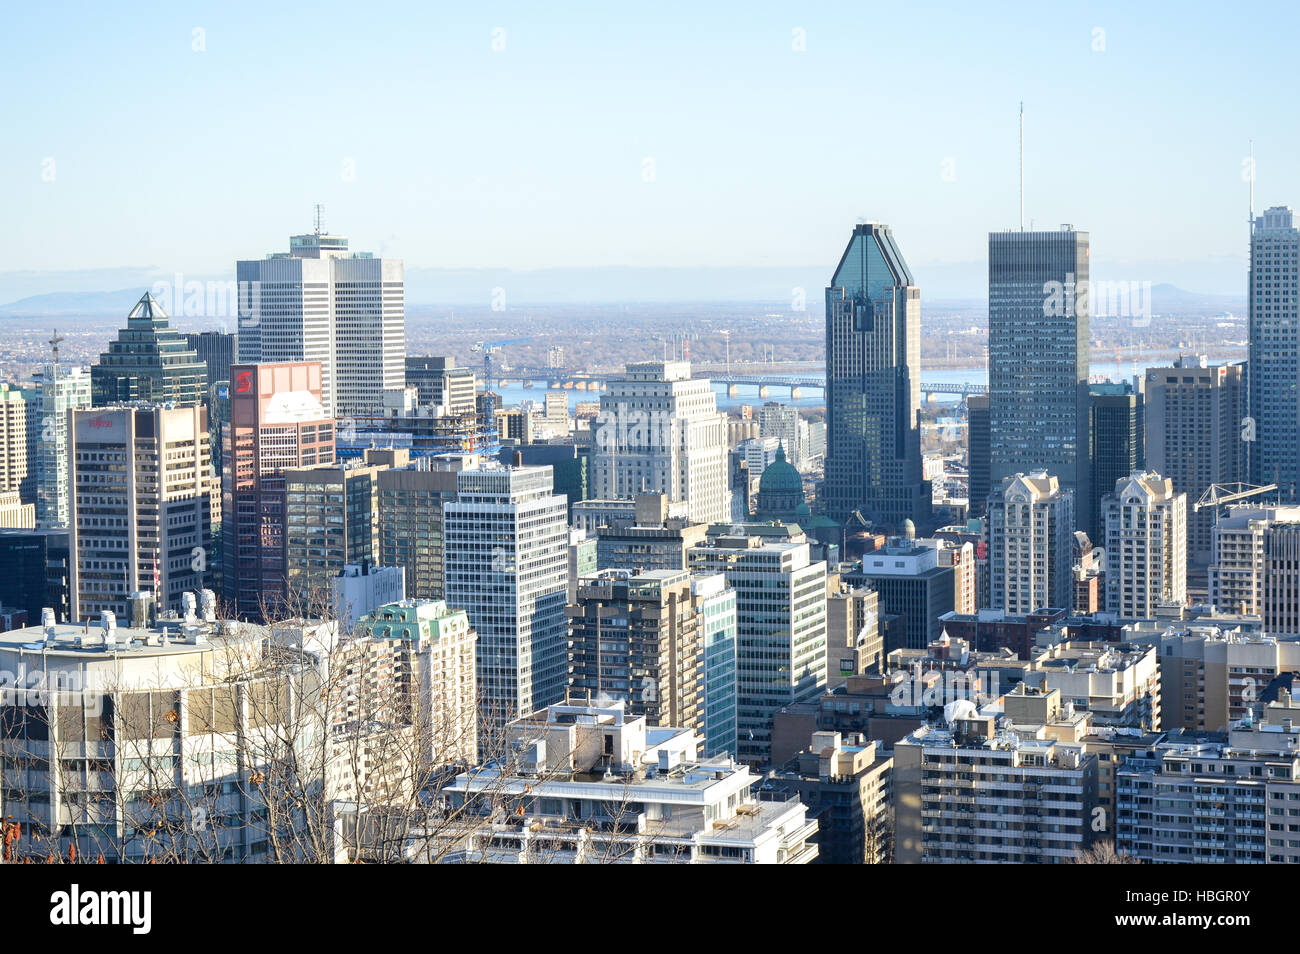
left=471, top=337, right=532, bottom=452
left=1193, top=482, right=1279, bottom=512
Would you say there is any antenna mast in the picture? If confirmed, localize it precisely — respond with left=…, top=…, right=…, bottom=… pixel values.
left=1019, top=102, right=1025, bottom=231
left=314, top=203, right=324, bottom=237
left=49, top=328, right=64, bottom=365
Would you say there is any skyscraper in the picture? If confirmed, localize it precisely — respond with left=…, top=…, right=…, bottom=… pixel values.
left=185, top=331, right=238, bottom=394
left=222, top=362, right=335, bottom=619
left=443, top=465, right=569, bottom=726
left=1088, top=382, right=1141, bottom=545
left=35, top=364, right=90, bottom=529
left=377, top=463, right=462, bottom=600
left=0, top=384, right=34, bottom=528
left=989, top=227, right=1090, bottom=532
left=823, top=223, right=926, bottom=528
left=1144, top=357, right=1246, bottom=567
left=1248, top=206, right=1300, bottom=499
left=238, top=228, right=405, bottom=419
left=589, top=361, right=731, bottom=525
left=68, top=404, right=217, bottom=621
left=92, top=293, right=208, bottom=407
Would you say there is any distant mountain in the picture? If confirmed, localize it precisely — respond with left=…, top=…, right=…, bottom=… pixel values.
left=0, top=288, right=150, bottom=316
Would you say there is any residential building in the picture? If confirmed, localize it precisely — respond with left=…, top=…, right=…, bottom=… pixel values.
left=34, top=364, right=90, bottom=528
left=332, top=563, right=405, bottom=629
left=1101, top=472, right=1188, bottom=618
left=1209, top=505, right=1300, bottom=635
left=826, top=582, right=882, bottom=685
left=434, top=701, right=818, bottom=863
left=988, top=472, right=1075, bottom=614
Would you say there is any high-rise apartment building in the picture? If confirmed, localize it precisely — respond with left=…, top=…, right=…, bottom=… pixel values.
left=590, top=361, right=731, bottom=525
left=68, top=404, right=217, bottom=621
left=689, top=533, right=827, bottom=765
left=35, top=364, right=90, bottom=529
left=1249, top=206, right=1300, bottom=499
left=989, top=228, right=1090, bottom=532
left=92, top=293, right=208, bottom=407
left=1101, top=472, right=1188, bottom=618
left=988, top=472, right=1075, bottom=614
left=1145, top=357, right=1246, bottom=566
left=443, top=465, right=569, bottom=725
left=1208, top=505, right=1300, bottom=635
left=823, top=223, right=926, bottom=528
left=238, top=229, right=405, bottom=419
left=223, top=362, right=335, bottom=619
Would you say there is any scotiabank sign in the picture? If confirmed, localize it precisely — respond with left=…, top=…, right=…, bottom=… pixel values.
left=235, top=369, right=253, bottom=394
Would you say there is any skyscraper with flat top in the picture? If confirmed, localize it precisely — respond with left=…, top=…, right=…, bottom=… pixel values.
left=237, top=228, right=405, bottom=419
left=823, top=223, right=926, bottom=528
left=1248, top=206, right=1300, bottom=500
left=989, top=227, right=1091, bottom=532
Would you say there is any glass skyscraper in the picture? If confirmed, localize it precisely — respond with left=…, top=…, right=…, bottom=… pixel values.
left=1249, top=206, right=1300, bottom=500
left=823, top=223, right=926, bottom=528
left=988, top=227, right=1091, bottom=533
left=91, top=293, right=208, bottom=407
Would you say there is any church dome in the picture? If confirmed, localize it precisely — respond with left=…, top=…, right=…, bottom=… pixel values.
left=758, top=445, right=802, bottom=495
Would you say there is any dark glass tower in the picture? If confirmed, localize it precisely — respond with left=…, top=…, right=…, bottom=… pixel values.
left=1088, top=382, right=1140, bottom=545
left=966, top=393, right=990, bottom=517
left=92, top=293, right=208, bottom=407
left=988, top=228, right=1091, bottom=533
left=823, top=223, right=927, bottom=528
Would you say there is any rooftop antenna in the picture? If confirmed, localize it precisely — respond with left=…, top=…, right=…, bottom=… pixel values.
left=1019, top=101, right=1025, bottom=231
left=49, top=328, right=64, bottom=364
left=314, top=203, right=324, bottom=237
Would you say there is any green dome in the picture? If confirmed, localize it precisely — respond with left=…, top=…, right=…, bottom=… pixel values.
left=758, top=445, right=802, bottom=494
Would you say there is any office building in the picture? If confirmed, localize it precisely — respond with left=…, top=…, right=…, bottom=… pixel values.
left=34, top=364, right=90, bottom=529
left=223, top=362, right=335, bottom=619
left=1088, top=382, right=1142, bottom=545
left=377, top=463, right=461, bottom=600
left=595, top=493, right=707, bottom=574
left=443, top=466, right=569, bottom=726
left=590, top=361, right=731, bottom=525
left=823, top=222, right=926, bottom=528
left=988, top=472, right=1074, bottom=614
left=1249, top=206, right=1300, bottom=499
left=1144, top=357, right=1246, bottom=566
left=405, top=356, right=476, bottom=414
left=238, top=228, right=405, bottom=418
left=850, top=537, right=955, bottom=651
left=1100, top=472, right=1187, bottom=618
left=435, top=700, right=818, bottom=863
left=966, top=393, right=990, bottom=518
left=69, top=404, right=216, bottom=621
left=91, top=293, right=208, bottom=408
left=689, top=532, right=828, bottom=765
left=281, top=454, right=392, bottom=609
left=693, top=572, right=739, bottom=758
left=0, top=528, right=70, bottom=624
left=989, top=227, right=1091, bottom=532
left=184, top=331, right=238, bottom=394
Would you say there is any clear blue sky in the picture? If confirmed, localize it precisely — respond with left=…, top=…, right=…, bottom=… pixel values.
left=1, top=0, right=1294, bottom=293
